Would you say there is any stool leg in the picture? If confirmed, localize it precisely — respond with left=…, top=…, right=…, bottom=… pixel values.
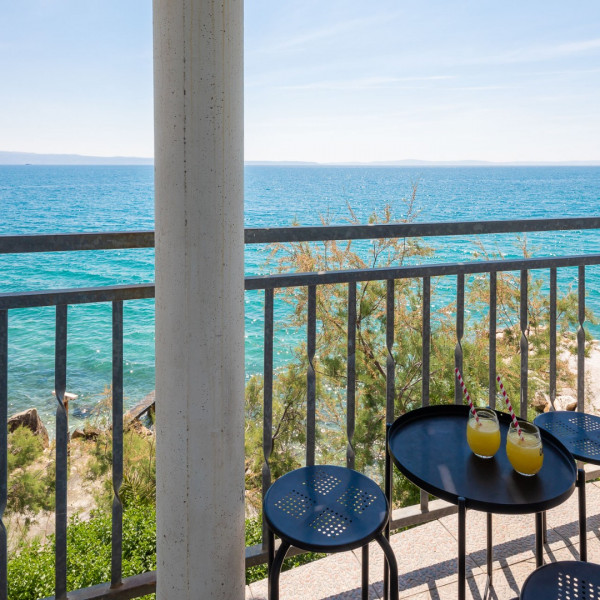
left=361, top=544, right=369, bottom=600
left=578, top=467, right=587, bottom=562
left=383, top=424, right=392, bottom=600
left=268, top=529, right=275, bottom=573
left=268, top=540, right=290, bottom=600
left=375, top=532, right=399, bottom=600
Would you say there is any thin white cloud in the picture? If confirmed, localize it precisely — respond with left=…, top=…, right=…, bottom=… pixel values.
left=281, top=75, right=454, bottom=91
left=463, top=37, right=600, bottom=67
left=258, top=10, right=404, bottom=54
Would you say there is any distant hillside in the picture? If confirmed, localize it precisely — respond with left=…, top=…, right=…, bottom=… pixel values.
left=0, top=151, right=153, bottom=166
left=1, top=151, right=599, bottom=167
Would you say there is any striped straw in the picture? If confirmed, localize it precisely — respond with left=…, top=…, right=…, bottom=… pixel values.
left=455, top=368, right=480, bottom=424
left=496, top=374, right=524, bottom=440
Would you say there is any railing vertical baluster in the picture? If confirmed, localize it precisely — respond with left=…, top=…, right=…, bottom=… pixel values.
left=112, top=301, right=124, bottom=588
left=577, top=266, right=586, bottom=412
left=455, top=274, right=465, bottom=404
left=0, top=310, right=7, bottom=600
left=422, top=277, right=431, bottom=408
left=262, top=289, right=274, bottom=548
left=55, top=304, right=68, bottom=600
left=421, top=277, right=430, bottom=511
left=489, top=273, right=497, bottom=409
left=520, top=270, right=529, bottom=418
left=550, top=268, right=557, bottom=410
left=346, top=282, right=356, bottom=469
left=307, top=285, right=316, bottom=467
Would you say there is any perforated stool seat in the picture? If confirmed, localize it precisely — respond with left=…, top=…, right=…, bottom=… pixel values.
left=535, top=411, right=600, bottom=561
left=263, top=465, right=398, bottom=600
left=520, top=561, right=600, bottom=599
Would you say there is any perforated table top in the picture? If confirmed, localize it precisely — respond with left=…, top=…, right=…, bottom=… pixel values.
left=535, top=411, right=600, bottom=464
left=263, top=465, right=389, bottom=553
left=520, top=560, right=600, bottom=599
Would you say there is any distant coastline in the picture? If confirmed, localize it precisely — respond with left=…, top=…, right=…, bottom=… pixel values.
left=2, top=150, right=600, bottom=167
left=0, top=151, right=153, bottom=166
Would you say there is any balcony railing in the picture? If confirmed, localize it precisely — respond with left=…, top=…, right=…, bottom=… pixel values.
left=1, top=217, right=600, bottom=600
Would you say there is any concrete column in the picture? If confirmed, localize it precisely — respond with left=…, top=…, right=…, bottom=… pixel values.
left=153, top=1, right=244, bottom=599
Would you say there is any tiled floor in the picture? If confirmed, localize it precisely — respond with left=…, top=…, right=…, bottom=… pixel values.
left=246, top=481, right=600, bottom=600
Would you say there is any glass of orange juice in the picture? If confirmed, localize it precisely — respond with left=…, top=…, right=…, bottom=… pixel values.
left=466, top=408, right=501, bottom=458
left=506, top=420, right=544, bottom=476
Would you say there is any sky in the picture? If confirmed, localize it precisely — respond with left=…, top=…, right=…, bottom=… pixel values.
left=1, top=1, right=600, bottom=163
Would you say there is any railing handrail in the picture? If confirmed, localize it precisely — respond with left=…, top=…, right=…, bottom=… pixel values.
left=1, top=215, right=599, bottom=254
left=246, top=252, right=600, bottom=290
left=0, top=283, right=154, bottom=310
left=0, top=231, right=154, bottom=254
left=245, top=216, right=600, bottom=244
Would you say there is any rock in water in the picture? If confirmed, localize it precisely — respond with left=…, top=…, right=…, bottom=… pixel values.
left=8, top=408, right=50, bottom=447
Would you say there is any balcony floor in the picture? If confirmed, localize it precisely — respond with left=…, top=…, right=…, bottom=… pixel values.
left=246, top=479, right=600, bottom=600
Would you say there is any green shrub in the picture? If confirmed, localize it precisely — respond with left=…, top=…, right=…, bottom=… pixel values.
left=6, top=426, right=54, bottom=516
left=88, top=428, right=156, bottom=510
left=7, top=469, right=54, bottom=515
left=8, top=505, right=156, bottom=600
left=7, top=426, right=44, bottom=472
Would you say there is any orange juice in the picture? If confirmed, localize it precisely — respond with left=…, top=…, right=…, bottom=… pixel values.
left=467, top=417, right=501, bottom=458
left=506, top=428, right=544, bottom=476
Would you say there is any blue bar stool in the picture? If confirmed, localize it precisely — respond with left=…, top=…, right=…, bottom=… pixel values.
left=520, top=561, right=600, bottom=599
left=263, top=465, right=399, bottom=600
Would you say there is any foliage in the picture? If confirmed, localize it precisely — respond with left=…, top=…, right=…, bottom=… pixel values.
left=8, top=505, right=156, bottom=600
left=6, top=426, right=54, bottom=516
left=7, top=426, right=44, bottom=471
left=87, top=427, right=156, bottom=510
left=467, top=237, right=597, bottom=417
left=244, top=192, right=594, bottom=511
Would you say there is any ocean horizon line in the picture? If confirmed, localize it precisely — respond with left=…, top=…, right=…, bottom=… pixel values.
left=2, top=150, right=600, bottom=167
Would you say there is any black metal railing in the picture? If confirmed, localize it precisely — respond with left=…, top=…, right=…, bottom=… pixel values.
left=1, top=217, right=600, bottom=599
left=0, top=233, right=154, bottom=600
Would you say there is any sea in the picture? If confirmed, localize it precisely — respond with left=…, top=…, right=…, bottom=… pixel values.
left=1, top=164, right=599, bottom=431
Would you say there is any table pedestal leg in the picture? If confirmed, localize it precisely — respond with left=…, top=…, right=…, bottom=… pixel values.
left=458, top=497, right=466, bottom=600
left=486, top=512, right=493, bottom=587
left=535, top=512, right=544, bottom=568
left=578, top=467, right=587, bottom=562
left=542, top=511, right=547, bottom=543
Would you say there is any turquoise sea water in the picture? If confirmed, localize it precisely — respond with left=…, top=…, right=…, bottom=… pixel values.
left=1, top=164, right=599, bottom=430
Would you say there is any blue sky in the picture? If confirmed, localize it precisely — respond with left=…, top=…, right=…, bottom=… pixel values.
left=1, top=1, right=599, bottom=162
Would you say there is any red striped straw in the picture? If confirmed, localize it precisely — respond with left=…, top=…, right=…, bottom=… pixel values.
left=455, top=368, right=480, bottom=424
left=496, top=374, right=524, bottom=440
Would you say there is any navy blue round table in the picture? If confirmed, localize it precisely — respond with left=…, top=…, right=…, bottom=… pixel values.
left=387, top=405, right=578, bottom=600
left=263, top=465, right=399, bottom=600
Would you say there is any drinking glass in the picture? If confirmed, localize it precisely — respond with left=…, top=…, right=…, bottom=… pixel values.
left=506, top=420, right=544, bottom=476
left=466, top=408, right=501, bottom=459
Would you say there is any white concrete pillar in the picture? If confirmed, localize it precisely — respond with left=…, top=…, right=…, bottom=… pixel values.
left=153, top=0, right=244, bottom=598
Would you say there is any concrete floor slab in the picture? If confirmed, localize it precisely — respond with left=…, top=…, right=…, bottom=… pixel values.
left=248, top=481, right=600, bottom=600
